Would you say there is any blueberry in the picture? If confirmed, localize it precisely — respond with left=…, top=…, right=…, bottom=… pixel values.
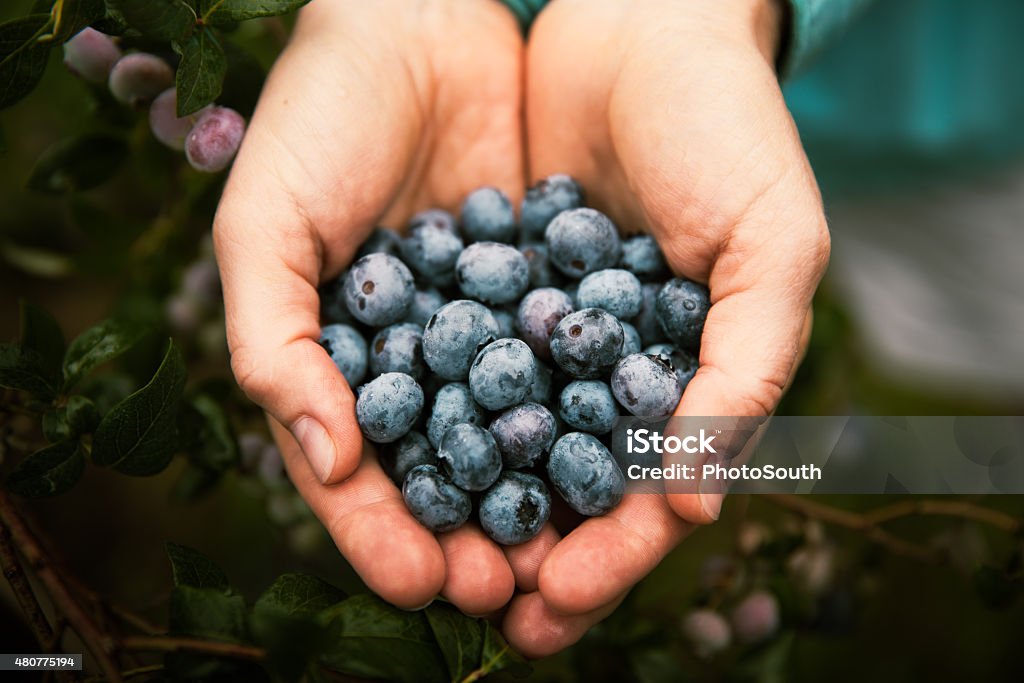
left=422, top=300, right=500, bottom=380
left=409, top=208, right=457, bottom=235
left=491, top=308, right=516, bottom=338
left=632, top=282, right=667, bottom=346
left=343, top=253, right=415, bottom=326
left=402, top=464, right=471, bottom=532
left=455, top=242, right=529, bottom=305
left=730, top=591, right=780, bottom=644
left=427, top=382, right=485, bottom=448
left=549, top=308, right=624, bottom=379
left=519, top=242, right=563, bottom=289
left=405, top=287, right=448, bottom=326
left=547, top=432, right=625, bottom=516
left=149, top=89, right=206, bottom=151
left=619, top=321, right=642, bottom=357
left=185, top=107, right=246, bottom=173
left=643, top=343, right=698, bottom=392
left=400, top=219, right=464, bottom=286
left=319, top=323, right=368, bottom=386
left=516, top=287, right=574, bottom=360
left=489, top=402, right=557, bottom=468
left=108, top=53, right=173, bottom=106
left=611, top=353, right=682, bottom=418
left=468, top=338, right=538, bottom=411
left=656, top=278, right=710, bottom=350
left=63, top=28, right=121, bottom=84
left=356, top=227, right=402, bottom=259
left=379, top=431, right=436, bottom=486
left=529, top=362, right=553, bottom=404
left=559, top=381, right=618, bottom=435
left=576, top=268, right=643, bottom=320
left=520, top=174, right=584, bottom=239
left=369, top=322, right=424, bottom=380
left=355, top=372, right=424, bottom=443
left=437, top=423, right=502, bottom=491
left=620, top=235, right=668, bottom=281
left=545, top=208, right=622, bottom=278
left=479, top=471, right=552, bottom=545
left=461, top=187, right=516, bottom=243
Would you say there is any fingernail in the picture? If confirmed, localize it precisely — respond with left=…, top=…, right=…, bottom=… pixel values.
left=700, top=493, right=723, bottom=521
left=293, top=418, right=336, bottom=484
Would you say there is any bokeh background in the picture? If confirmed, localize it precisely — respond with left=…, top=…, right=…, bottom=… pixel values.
left=2, top=0, right=1023, bottom=680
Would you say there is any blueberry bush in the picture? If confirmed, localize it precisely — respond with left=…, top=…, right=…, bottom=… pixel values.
left=2, top=2, right=1024, bottom=682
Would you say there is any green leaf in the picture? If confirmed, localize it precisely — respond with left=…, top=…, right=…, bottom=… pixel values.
left=201, top=0, right=310, bottom=25
left=46, top=0, right=107, bottom=42
left=20, top=300, right=65, bottom=388
left=478, top=621, right=530, bottom=680
left=0, top=15, right=53, bottom=111
left=173, top=28, right=226, bottom=116
left=0, top=343, right=59, bottom=398
left=109, top=0, right=195, bottom=40
left=255, top=574, right=344, bottom=618
left=63, top=319, right=147, bottom=390
left=42, top=395, right=100, bottom=442
left=165, top=542, right=229, bottom=590
left=91, top=340, right=186, bottom=475
left=179, top=393, right=238, bottom=471
left=6, top=441, right=85, bottom=497
left=424, top=602, right=482, bottom=682
left=26, top=133, right=129, bottom=194
left=170, top=585, right=247, bottom=641
left=321, top=595, right=448, bottom=683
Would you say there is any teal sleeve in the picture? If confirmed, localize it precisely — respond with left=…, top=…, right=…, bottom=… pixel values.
left=498, top=0, right=549, bottom=32
left=781, top=0, right=879, bottom=77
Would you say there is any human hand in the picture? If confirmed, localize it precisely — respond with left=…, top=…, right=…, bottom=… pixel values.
left=503, top=0, right=830, bottom=656
left=214, top=0, right=525, bottom=613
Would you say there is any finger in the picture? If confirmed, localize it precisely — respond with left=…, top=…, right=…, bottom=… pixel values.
left=537, top=494, right=694, bottom=615
left=502, top=591, right=626, bottom=659
left=271, top=420, right=446, bottom=609
left=436, top=525, right=515, bottom=616
left=502, top=523, right=561, bottom=592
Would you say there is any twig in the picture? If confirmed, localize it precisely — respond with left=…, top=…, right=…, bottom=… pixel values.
left=863, top=499, right=1022, bottom=533
left=762, top=494, right=938, bottom=562
left=0, top=491, right=123, bottom=682
left=0, top=522, right=54, bottom=647
left=121, top=635, right=265, bottom=662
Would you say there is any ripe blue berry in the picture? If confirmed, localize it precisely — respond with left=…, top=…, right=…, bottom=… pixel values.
left=468, top=338, right=538, bottom=411
left=402, top=464, right=471, bottom=532
left=319, top=323, right=368, bottom=386
left=479, top=471, right=552, bottom=545
left=409, top=208, right=457, bottom=234
left=611, top=353, right=682, bottom=418
left=545, top=208, right=621, bottom=278
left=489, top=402, right=557, bottom=468
left=461, top=187, right=516, bottom=243
left=455, top=242, right=529, bottom=305
left=559, top=380, right=618, bottom=435
left=108, top=53, right=173, bottom=106
left=63, top=28, right=121, bottom=84
left=516, top=287, right=574, bottom=360
left=632, top=282, right=667, bottom=346
left=400, top=219, right=464, bottom=286
left=185, top=106, right=246, bottom=173
left=520, top=174, right=583, bottom=239
left=356, top=227, right=402, bottom=259
left=422, top=300, right=500, bottom=380
left=379, top=431, right=436, bottom=486
left=369, top=322, right=424, bottom=380
left=656, top=278, right=710, bottom=350
left=405, top=287, right=448, bottom=327
left=620, top=234, right=668, bottom=281
left=437, top=423, right=502, bottom=491
left=491, top=308, right=516, bottom=338
left=576, top=268, right=643, bottom=319
left=644, top=343, right=698, bottom=392
left=343, top=253, right=415, bottom=326
left=549, top=308, right=624, bottom=379
left=547, top=432, right=625, bottom=516
left=619, top=321, right=642, bottom=357
left=427, top=382, right=485, bottom=448
left=355, top=372, right=423, bottom=444
left=519, top=242, right=563, bottom=289
left=529, top=362, right=553, bottom=404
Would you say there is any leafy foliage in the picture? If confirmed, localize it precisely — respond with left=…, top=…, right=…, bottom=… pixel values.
left=27, top=133, right=130, bottom=195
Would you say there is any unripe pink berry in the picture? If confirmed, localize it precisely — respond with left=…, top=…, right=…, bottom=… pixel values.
left=149, top=89, right=209, bottom=151
left=108, top=53, right=173, bottom=107
left=681, top=609, right=731, bottom=658
left=63, top=28, right=122, bottom=84
left=730, top=590, right=780, bottom=644
left=185, top=107, right=246, bottom=173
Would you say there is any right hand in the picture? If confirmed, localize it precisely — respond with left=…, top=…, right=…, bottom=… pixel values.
left=213, top=0, right=525, bottom=612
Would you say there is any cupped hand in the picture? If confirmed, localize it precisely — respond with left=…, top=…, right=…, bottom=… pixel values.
left=503, top=0, right=830, bottom=656
left=214, top=0, right=524, bottom=613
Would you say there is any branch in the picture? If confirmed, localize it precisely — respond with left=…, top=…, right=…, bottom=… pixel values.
left=0, top=490, right=123, bottom=683
left=864, top=499, right=1022, bottom=533
left=121, top=635, right=265, bottom=662
left=0, top=521, right=54, bottom=647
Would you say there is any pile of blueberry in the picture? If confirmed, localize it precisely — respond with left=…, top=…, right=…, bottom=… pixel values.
left=319, top=176, right=710, bottom=545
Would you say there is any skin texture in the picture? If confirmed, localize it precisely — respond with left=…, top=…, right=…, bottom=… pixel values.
left=216, top=0, right=827, bottom=658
